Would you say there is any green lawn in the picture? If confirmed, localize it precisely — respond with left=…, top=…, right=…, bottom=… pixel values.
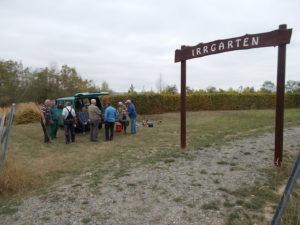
left=1, top=109, right=300, bottom=224
left=4, top=109, right=300, bottom=192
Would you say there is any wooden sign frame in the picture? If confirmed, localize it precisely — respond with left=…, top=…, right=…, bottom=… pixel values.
left=174, top=24, right=292, bottom=166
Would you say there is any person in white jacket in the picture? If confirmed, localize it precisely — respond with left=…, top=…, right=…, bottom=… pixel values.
left=62, top=102, right=76, bottom=144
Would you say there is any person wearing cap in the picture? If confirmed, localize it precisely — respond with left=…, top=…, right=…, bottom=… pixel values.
left=88, top=99, right=101, bottom=142
left=117, top=101, right=128, bottom=134
left=104, top=102, right=117, bottom=141
left=62, top=102, right=76, bottom=144
left=125, top=99, right=137, bottom=134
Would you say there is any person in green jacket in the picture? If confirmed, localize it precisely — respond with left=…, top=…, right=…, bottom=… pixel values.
left=50, top=101, right=61, bottom=139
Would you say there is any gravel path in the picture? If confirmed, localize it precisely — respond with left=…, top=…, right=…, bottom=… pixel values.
left=2, top=127, right=300, bottom=225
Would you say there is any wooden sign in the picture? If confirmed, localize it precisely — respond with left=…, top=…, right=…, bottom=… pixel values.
left=175, top=28, right=292, bottom=62
left=175, top=25, right=292, bottom=167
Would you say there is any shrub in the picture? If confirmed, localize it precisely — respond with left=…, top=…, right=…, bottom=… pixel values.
left=0, top=158, right=35, bottom=195
left=110, top=93, right=300, bottom=115
left=14, top=103, right=41, bottom=125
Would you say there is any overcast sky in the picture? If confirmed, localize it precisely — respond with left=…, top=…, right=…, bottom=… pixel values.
left=0, top=0, right=299, bottom=92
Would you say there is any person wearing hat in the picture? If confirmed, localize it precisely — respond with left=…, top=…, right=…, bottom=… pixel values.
left=125, top=99, right=137, bottom=134
left=117, top=101, right=128, bottom=134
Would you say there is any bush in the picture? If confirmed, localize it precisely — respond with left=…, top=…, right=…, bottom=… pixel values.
left=14, top=103, right=41, bottom=125
left=1, top=94, right=299, bottom=124
left=110, top=93, right=300, bottom=115
left=14, top=109, right=41, bottom=125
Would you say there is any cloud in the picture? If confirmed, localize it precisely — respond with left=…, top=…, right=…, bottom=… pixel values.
left=0, top=0, right=299, bottom=91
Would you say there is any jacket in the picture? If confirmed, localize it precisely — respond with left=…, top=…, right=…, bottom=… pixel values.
left=127, top=103, right=137, bottom=119
left=88, top=104, right=101, bottom=121
left=104, top=106, right=117, bottom=123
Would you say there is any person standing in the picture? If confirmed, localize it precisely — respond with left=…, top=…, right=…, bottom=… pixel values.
left=41, top=99, right=53, bottom=143
left=126, top=99, right=137, bottom=134
left=104, top=102, right=117, bottom=141
left=50, top=100, right=60, bottom=139
left=78, top=107, right=89, bottom=134
left=62, top=102, right=76, bottom=144
left=117, top=101, right=128, bottom=134
left=88, top=99, right=101, bottom=142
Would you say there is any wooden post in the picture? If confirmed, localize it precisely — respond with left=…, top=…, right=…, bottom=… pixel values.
left=180, top=46, right=187, bottom=150
left=274, top=24, right=287, bottom=167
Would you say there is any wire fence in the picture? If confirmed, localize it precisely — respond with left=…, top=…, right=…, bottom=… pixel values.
left=271, top=151, right=300, bottom=225
left=0, top=103, right=16, bottom=174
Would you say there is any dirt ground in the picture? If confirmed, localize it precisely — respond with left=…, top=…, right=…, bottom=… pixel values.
left=1, top=127, right=300, bottom=225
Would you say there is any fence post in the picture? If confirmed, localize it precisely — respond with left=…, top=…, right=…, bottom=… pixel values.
left=274, top=24, right=287, bottom=167
left=0, top=104, right=16, bottom=174
left=271, top=152, right=300, bottom=225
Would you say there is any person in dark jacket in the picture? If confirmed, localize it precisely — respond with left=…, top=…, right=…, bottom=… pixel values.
left=104, top=102, right=117, bottom=141
left=78, top=107, right=89, bottom=134
left=41, top=99, right=53, bottom=143
left=125, top=99, right=137, bottom=134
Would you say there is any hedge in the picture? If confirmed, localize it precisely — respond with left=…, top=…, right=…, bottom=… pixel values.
left=109, top=93, right=300, bottom=115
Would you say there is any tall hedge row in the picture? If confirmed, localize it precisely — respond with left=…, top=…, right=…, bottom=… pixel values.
left=109, top=93, right=300, bottom=115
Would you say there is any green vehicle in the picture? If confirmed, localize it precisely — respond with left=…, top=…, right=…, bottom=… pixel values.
left=55, top=92, right=109, bottom=128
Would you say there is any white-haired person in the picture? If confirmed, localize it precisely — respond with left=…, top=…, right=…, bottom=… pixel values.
left=125, top=99, right=137, bottom=134
left=88, top=99, right=101, bottom=142
left=62, top=102, right=76, bottom=144
left=117, top=101, right=128, bottom=134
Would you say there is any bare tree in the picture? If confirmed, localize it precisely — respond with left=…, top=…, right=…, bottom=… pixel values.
left=156, top=73, right=164, bottom=93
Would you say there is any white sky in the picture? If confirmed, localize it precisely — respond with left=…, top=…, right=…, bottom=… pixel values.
left=0, top=0, right=299, bottom=92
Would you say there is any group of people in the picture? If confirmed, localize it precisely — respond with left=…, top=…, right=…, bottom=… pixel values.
left=41, top=99, right=137, bottom=144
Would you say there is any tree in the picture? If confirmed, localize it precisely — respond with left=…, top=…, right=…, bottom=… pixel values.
left=0, top=60, right=23, bottom=105
left=186, top=86, right=194, bottom=94
left=206, top=86, right=217, bottom=93
left=242, top=86, right=255, bottom=93
left=0, top=60, right=102, bottom=105
left=128, top=84, right=136, bottom=94
left=286, top=80, right=300, bottom=93
left=260, top=81, right=276, bottom=93
left=163, top=85, right=178, bottom=94
left=156, top=73, right=164, bottom=93
left=100, top=81, right=110, bottom=92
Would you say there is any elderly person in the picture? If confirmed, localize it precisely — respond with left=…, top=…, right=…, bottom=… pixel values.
left=117, top=101, right=128, bottom=134
left=104, top=102, right=117, bottom=141
left=50, top=100, right=61, bottom=139
left=88, top=99, right=101, bottom=142
left=78, top=107, right=89, bottom=134
left=41, top=99, right=53, bottom=143
left=125, top=99, right=137, bottom=134
left=62, top=102, right=76, bottom=144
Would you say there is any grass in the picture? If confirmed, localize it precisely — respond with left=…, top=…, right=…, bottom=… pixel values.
left=81, top=217, right=92, bottom=224
left=1, top=108, right=300, bottom=217
left=224, top=153, right=300, bottom=225
left=201, top=200, right=220, bottom=210
left=281, top=184, right=300, bottom=225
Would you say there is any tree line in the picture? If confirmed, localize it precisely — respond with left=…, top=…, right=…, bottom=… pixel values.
left=1, top=59, right=300, bottom=106
left=0, top=60, right=100, bottom=106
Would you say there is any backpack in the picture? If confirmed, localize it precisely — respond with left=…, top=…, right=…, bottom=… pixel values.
left=64, top=108, right=74, bottom=124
